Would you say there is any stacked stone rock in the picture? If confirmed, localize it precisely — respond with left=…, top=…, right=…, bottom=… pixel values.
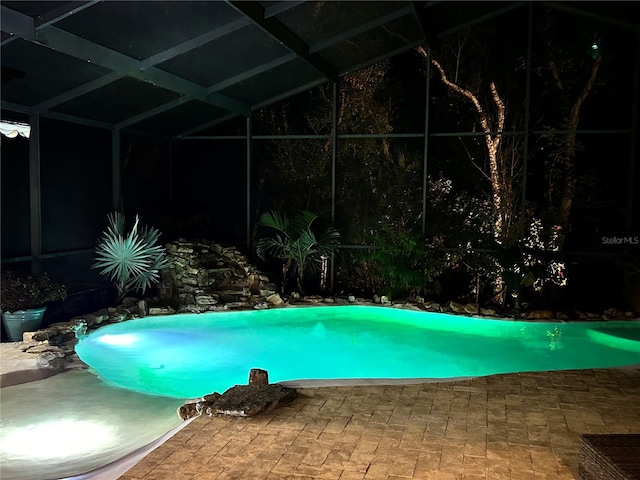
left=161, top=239, right=277, bottom=312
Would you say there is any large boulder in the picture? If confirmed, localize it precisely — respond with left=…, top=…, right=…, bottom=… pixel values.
left=178, top=368, right=296, bottom=419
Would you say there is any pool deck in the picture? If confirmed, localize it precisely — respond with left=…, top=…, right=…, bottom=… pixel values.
left=121, top=367, right=640, bottom=480
left=2, top=344, right=640, bottom=480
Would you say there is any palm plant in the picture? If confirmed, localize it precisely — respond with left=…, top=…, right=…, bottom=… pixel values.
left=255, top=210, right=341, bottom=294
left=93, top=212, right=169, bottom=301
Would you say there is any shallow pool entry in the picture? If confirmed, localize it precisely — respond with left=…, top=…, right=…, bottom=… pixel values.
left=0, top=370, right=183, bottom=480
left=75, top=305, right=640, bottom=399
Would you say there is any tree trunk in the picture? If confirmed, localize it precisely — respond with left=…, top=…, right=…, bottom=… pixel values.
left=281, top=259, right=291, bottom=294
left=552, top=55, right=601, bottom=250
left=417, top=46, right=508, bottom=243
left=417, top=46, right=512, bottom=305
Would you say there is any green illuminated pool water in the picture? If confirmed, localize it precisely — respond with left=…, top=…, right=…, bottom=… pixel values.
left=75, top=305, right=640, bottom=399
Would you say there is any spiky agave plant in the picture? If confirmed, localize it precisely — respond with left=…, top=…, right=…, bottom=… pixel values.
left=93, top=212, right=169, bottom=301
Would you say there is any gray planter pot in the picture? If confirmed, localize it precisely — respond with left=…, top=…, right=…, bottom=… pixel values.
left=1, top=307, right=46, bottom=342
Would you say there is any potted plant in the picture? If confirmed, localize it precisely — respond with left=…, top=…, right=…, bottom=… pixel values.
left=1, top=271, right=67, bottom=341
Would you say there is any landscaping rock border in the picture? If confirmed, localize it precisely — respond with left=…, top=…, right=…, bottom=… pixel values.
left=11, top=239, right=639, bottom=384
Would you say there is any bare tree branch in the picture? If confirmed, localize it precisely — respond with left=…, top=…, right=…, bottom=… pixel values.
left=416, top=45, right=512, bottom=245
left=458, top=137, right=491, bottom=182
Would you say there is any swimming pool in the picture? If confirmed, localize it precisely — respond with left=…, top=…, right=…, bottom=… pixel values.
left=75, top=305, right=640, bottom=399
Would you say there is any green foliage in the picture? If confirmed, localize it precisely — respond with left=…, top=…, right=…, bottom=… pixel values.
left=255, top=210, right=341, bottom=294
left=253, top=62, right=411, bottom=243
left=253, top=86, right=333, bottom=215
left=629, top=259, right=640, bottom=285
left=334, top=251, right=379, bottom=298
left=360, top=225, right=428, bottom=300
left=423, top=175, right=499, bottom=301
left=619, top=249, right=640, bottom=285
left=496, top=245, right=548, bottom=293
left=1, top=271, right=67, bottom=312
left=93, top=212, right=168, bottom=301
left=338, top=145, right=425, bottom=244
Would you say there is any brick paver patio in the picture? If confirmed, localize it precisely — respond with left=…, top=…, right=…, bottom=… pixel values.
left=119, top=367, right=640, bottom=479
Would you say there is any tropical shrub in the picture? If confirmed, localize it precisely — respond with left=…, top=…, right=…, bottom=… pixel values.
left=0, top=271, right=67, bottom=312
left=360, top=226, right=428, bottom=300
left=255, top=210, right=341, bottom=294
left=93, top=212, right=168, bottom=301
